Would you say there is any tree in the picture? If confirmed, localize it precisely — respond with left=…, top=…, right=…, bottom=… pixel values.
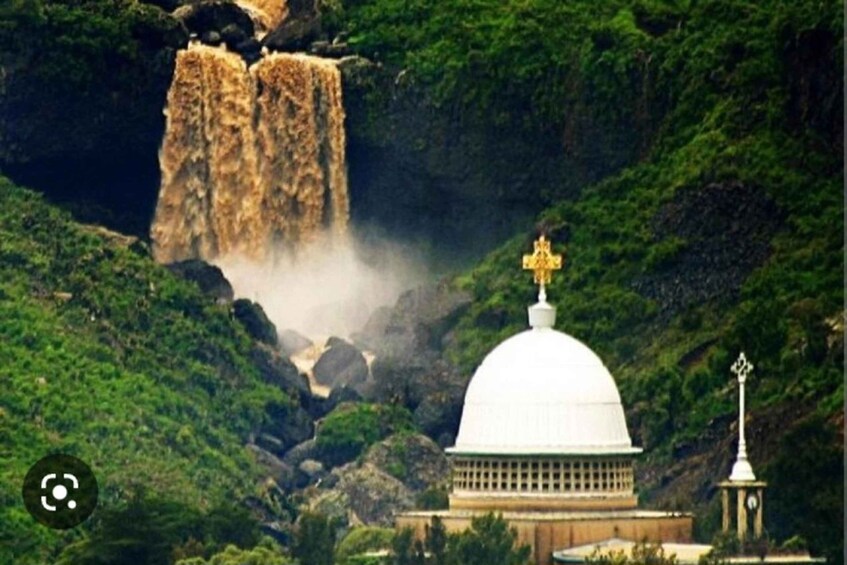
left=392, top=527, right=415, bottom=565
left=176, top=541, right=292, bottom=565
left=425, top=516, right=448, bottom=565
left=292, top=512, right=335, bottom=565
left=445, top=513, right=530, bottom=565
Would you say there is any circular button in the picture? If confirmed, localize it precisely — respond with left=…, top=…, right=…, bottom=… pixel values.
left=22, top=454, right=98, bottom=529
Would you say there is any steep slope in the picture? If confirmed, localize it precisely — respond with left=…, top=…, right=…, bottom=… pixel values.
left=331, top=0, right=844, bottom=561
left=0, top=179, right=293, bottom=563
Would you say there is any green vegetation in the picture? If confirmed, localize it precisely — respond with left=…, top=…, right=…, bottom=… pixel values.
left=0, top=180, right=289, bottom=564
left=0, top=0, right=182, bottom=87
left=332, top=0, right=843, bottom=561
left=316, top=403, right=415, bottom=467
left=336, top=527, right=395, bottom=565
left=764, top=414, right=844, bottom=564
left=393, top=514, right=531, bottom=565
left=176, top=542, right=293, bottom=565
left=0, top=0, right=841, bottom=563
left=293, top=511, right=337, bottom=565
left=56, top=491, right=262, bottom=564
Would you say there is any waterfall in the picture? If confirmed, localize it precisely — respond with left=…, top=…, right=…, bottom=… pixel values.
left=151, top=44, right=349, bottom=264
left=151, top=44, right=416, bottom=340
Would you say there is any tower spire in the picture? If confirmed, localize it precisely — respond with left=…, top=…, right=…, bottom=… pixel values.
left=729, top=352, right=756, bottom=482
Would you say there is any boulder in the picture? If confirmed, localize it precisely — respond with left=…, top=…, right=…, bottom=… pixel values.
left=354, top=282, right=471, bottom=359
left=309, top=40, right=350, bottom=58
left=313, top=338, right=368, bottom=389
left=220, top=22, right=248, bottom=46
left=413, top=394, right=463, bottom=442
left=234, top=298, right=278, bottom=345
left=262, top=0, right=320, bottom=53
left=264, top=400, right=314, bottom=449
left=250, top=343, right=310, bottom=399
left=333, top=463, right=415, bottom=526
left=363, top=433, right=450, bottom=492
left=174, top=0, right=254, bottom=41
left=201, top=29, right=222, bottom=45
left=166, top=259, right=233, bottom=302
left=247, top=443, right=295, bottom=488
left=283, top=438, right=319, bottom=467
left=279, top=329, right=313, bottom=356
left=298, top=459, right=327, bottom=483
left=235, top=38, right=262, bottom=64
left=326, top=385, right=363, bottom=409
left=303, top=489, right=351, bottom=528
left=255, top=432, right=286, bottom=455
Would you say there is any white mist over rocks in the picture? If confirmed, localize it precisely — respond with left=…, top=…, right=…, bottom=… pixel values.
left=215, top=232, right=427, bottom=340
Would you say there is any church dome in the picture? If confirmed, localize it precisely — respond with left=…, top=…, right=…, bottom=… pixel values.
left=448, top=306, right=640, bottom=456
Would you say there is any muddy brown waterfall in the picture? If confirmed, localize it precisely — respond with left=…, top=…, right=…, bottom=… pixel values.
left=151, top=45, right=349, bottom=264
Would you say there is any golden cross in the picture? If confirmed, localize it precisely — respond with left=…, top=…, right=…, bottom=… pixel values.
left=522, top=235, right=564, bottom=288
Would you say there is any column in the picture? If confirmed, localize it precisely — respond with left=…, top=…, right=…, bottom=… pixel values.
left=736, top=488, right=747, bottom=540
left=754, top=488, right=763, bottom=538
left=721, top=488, right=730, bottom=533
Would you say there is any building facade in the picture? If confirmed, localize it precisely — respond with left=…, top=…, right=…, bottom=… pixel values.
left=396, top=237, right=693, bottom=565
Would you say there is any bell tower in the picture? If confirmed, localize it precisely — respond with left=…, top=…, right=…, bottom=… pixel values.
left=719, top=352, right=767, bottom=541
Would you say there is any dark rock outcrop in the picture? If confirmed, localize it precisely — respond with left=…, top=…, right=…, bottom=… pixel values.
left=632, top=181, right=784, bottom=320
left=363, top=433, right=450, bottom=492
left=250, top=343, right=310, bottom=399
left=234, top=298, right=278, bottom=345
left=354, top=282, right=472, bottom=357
left=283, top=438, right=319, bottom=468
left=333, top=464, right=413, bottom=526
left=304, top=433, right=449, bottom=526
left=262, top=0, right=320, bottom=52
left=247, top=443, right=295, bottom=488
left=298, top=459, right=327, bottom=486
left=279, top=329, right=313, bottom=356
left=174, top=0, right=254, bottom=47
left=354, top=282, right=470, bottom=440
left=339, top=56, right=645, bottom=262
left=264, top=400, right=314, bottom=449
left=166, top=259, right=234, bottom=302
left=1, top=3, right=187, bottom=237
left=313, top=338, right=369, bottom=389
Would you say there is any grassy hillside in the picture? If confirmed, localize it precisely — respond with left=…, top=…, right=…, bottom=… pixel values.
left=331, top=0, right=844, bottom=561
left=0, top=179, right=290, bottom=563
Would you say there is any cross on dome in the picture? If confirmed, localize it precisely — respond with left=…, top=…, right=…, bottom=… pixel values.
left=522, top=235, right=563, bottom=303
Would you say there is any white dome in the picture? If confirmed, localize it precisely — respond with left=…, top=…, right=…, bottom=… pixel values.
left=449, top=324, right=640, bottom=455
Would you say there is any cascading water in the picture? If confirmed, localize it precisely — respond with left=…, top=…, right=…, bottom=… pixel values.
left=150, top=31, right=420, bottom=344
left=151, top=44, right=349, bottom=265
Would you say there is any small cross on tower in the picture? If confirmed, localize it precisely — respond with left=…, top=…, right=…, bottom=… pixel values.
left=522, top=235, right=563, bottom=302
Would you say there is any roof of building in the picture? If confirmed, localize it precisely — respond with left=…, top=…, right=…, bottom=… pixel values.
left=552, top=538, right=825, bottom=565
left=448, top=299, right=639, bottom=456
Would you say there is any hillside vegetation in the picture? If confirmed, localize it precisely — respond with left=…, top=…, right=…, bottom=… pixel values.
left=330, top=0, right=844, bottom=561
left=0, top=0, right=841, bottom=563
left=0, top=180, right=291, bottom=563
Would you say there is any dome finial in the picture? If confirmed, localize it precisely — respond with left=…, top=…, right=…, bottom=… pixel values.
left=522, top=235, right=564, bottom=328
